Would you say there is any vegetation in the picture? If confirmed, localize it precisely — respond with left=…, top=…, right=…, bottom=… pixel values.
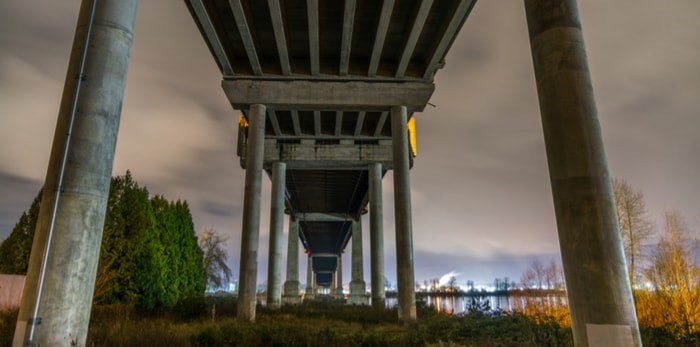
left=198, top=229, right=233, bottom=292
left=0, top=171, right=206, bottom=310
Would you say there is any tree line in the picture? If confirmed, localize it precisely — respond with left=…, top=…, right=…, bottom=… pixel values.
left=0, top=171, right=213, bottom=310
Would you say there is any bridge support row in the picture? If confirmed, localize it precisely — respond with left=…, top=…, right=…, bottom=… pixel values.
left=15, top=0, right=640, bottom=345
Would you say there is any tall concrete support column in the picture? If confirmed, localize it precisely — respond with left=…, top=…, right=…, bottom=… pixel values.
left=348, top=220, right=368, bottom=305
left=237, top=104, right=266, bottom=321
left=524, top=1, right=640, bottom=346
left=335, top=254, right=343, bottom=298
left=305, top=255, right=314, bottom=300
left=368, top=162, right=386, bottom=309
left=266, top=161, right=286, bottom=309
left=391, top=105, right=417, bottom=322
left=14, top=1, right=138, bottom=346
left=283, top=219, right=301, bottom=304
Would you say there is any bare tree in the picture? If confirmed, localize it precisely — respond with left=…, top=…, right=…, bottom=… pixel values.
left=612, top=178, right=654, bottom=286
left=645, top=211, right=700, bottom=335
left=198, top=229, right=233, bottom=292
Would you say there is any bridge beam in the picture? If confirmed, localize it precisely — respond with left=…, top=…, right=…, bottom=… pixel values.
left=525, top=0, right=641, bottom=346
left=266, top=161, right=286, bottom=309
left=222, top=80, right=434, bottom=111
left=237, top=104, right=266, bottom=321
left=294, top=212, right=353, bottom=222
left=14, top=1, right=138, bottom=345
left=283, top=218, right=301, bottom=305
left=392, top=105, right=417, bottom=322
left=369, top=162, right=386, bottom=309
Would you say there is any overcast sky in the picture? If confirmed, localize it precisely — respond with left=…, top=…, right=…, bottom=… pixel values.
left=1, top=1, right=698, bottom=288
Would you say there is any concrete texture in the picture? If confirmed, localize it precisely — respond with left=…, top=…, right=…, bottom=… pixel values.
left=368, top=162, right=386, bottom=309
left=305, top=255, right=314, bottom=300
left=391, top=105, right=417, bottom=322
left=283, top=219, right=301, bottom=305
left=223, top=80, right=435, bottom=111
left=13, top=1, right=138, bottom=346
left=524, top=0, right=641, bottom=345
left=0, top=275, right=25, bottom=309
left=266, top=161, right=286, bottom=309
left=348, top=220, right=369, bottom=305
left=237, top=104, right=266, bottom=321
left=335, top=255, right=343, bottom=298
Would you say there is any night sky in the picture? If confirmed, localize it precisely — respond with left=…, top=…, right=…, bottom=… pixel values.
left=1, top=1, right=698, bottom=288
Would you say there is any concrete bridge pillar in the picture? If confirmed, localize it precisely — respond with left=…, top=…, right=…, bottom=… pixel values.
left=237, top=104, right=266, bottom=321
left=305, top=254, right=314, bottom=300
left=349, top=220, right=369, bottom=305
left=391, top=105, right=417, bottom=322
left=14, top=1, right=139, bottom=346
left=368, top=162, right=386, bottom=309
left=524, top=0, right=640, bottom=345
left=266, top=161, right=286, bottom=309
left=334, top=254, right=344, bottom=298
left=283, top=218, right=301, bottom=304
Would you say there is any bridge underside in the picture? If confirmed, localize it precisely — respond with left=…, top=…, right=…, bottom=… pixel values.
left=14, top=0, right=643, bottom=345
left=184, top=0, right=476, bottom=308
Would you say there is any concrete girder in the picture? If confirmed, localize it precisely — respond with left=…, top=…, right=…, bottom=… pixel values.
left=368, top=0, right=395, bottom=77
left=307, top=0, right=320, bottom=75
left=222, top=80, right=435, bottom=112
left=267, top=0, right=291, bottom=76
left=295, top=212, right=354, bottom=222
left=186, top=0, right=233, bottom=74
left=340, top=0, right=356, bottom=76
left=395, top=0, right=433, bottom=78
left=422, top=0, right=477, bottom=80
left=229, top=0, right=262, bottom=75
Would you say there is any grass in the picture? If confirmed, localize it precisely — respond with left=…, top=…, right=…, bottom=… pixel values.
left=0, top=296, right=695, bottom=346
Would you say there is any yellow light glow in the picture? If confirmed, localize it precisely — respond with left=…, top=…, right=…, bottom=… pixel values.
left=408, top=116, right=417, bottom=157
left=238, top=115, right=248, bottom=128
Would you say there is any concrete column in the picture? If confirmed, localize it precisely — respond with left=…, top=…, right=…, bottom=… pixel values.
left=305, top=254, right=314, bottom=300
left=524, top=1, right=640, bottom=346
left=335, top=254, right=343, bottom=298
left=348, top=220, right=368, bottom=305
left=391, top=105, right=417, bottom=322
left=14, top=1, right=138, bottom=346
left=266, top=161, right=286, bottom=309
left=237, top=104, right=266, bottom=321
left=283, top=219, right=301, bottom=304
left=368, top=162, right=386, bottom=309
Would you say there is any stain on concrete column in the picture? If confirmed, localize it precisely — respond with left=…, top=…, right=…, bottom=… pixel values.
left=14, top=1, right=139, bottom=346
left=524, top=0, right=640, bottom=345
left=266, top=161, right=286, bottom=309
left=391, top=105, right=417, bottom=322
left=237, top=104, right=266, bottom=321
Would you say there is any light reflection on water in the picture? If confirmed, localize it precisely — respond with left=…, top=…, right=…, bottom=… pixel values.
left=385, top=295, right=517, bottom=314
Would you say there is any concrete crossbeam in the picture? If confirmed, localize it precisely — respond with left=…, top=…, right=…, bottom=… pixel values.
left=242, top=139, right=397, bottom=170
left=222, top=80, right=435, bottom=111
left=295, top=212, right=353, bottom=222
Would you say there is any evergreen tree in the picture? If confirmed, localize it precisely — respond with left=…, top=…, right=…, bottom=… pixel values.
left=0, top=190, right=41, bottom=274
left=1, top=171, right=206, bottom=310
